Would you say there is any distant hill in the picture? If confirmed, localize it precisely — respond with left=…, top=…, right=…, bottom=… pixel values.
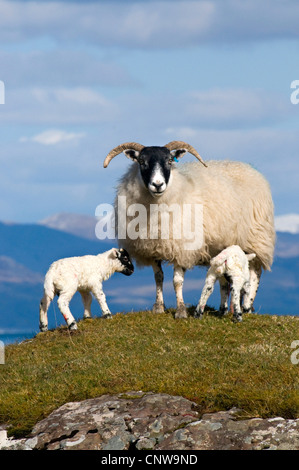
left=0, top=220, right=298, bottom=335
left=38, top=211, right=299, bottom=240
left=38, top=212, right=99, bottom=240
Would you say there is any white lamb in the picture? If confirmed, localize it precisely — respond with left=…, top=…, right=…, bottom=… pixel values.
left=194, top=245, right=256, bottom=322
left=39, top=248, right=134, bottom=332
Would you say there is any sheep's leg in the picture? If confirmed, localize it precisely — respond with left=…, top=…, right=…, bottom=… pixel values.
left=152, top=260, right=165, bottom=314
left=230, top=279, right=243, bottom=323
left=173, top=265, right=188, bottom=319
left=194, top=271, right=217, bottom=319
left=218, top=276, right=230, bottom=316
left=91, top=285, right=112, bottom=318
left=57, top=291, right=78, bottom=330
left=79, top=290, right=93, bottom=319
left=39, top=292, right=52, bottom=332
left=243, top=260, right=262, bottom=313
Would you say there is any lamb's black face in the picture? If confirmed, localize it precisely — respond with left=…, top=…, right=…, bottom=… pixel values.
left=138, top=147, right=174, bottom=198
left=118, top=249, right=134, bottom=276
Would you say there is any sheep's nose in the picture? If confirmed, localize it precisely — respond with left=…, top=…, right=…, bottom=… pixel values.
left=152, top=182, right=164, bottom=190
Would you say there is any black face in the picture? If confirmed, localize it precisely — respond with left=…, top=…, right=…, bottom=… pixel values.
left=118, top=248, right=134, bottom=276
left=138, top=147, right=174, bottom=197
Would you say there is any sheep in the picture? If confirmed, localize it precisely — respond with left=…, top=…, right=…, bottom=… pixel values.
left=103, top=141, right=275, bottom=319
left=194, top=245, right=256, bottom=322
left=39, top=248, right=134, bottom=332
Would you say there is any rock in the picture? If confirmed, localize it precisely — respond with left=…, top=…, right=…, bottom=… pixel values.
left=1, top=392, right=299, bottom=450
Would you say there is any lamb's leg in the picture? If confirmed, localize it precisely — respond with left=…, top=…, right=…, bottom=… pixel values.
left=243, top=259, right=262, bottom=313
left=79, top=291, right=93, bottom=319
left=230, top=279, right=243, bottom=323
left=39, top=292, right=52, bottom=332
left=91, top=284, right=112, bottom=318
left=241, top=281, right=251, bottom=313
left=57, top=291, right=78, bottom=330
left=173, top=265, right=188, bottom=319
left=194, top=271, right=217, bottom=319
left=152, top=260, right=165, bottom=314
left=218, top=276, right=230, bottom=316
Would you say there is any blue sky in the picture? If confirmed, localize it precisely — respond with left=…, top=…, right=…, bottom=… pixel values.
left=0, top=0, right=298, bottom=223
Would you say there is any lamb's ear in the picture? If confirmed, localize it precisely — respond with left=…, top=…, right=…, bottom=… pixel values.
left=108, top=248, right=119, bottom=259
left=170, top=148, right=187, bottom=160
left=123, top=149, right=140, bottom=162
left=246, top=253, right=256, bottom=261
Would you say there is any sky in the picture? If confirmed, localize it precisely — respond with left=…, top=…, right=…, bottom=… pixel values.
left=0, top=0, right=298, bottom=223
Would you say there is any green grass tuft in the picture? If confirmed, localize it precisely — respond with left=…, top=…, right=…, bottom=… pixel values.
left=1, top=308, right=299, bottom=437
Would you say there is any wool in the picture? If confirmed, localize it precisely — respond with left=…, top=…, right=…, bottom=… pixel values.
left=116, top=161, right=275, bottom=271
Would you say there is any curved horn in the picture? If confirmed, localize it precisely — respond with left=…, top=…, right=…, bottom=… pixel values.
left=103, top=142, right=145, bottom=168
left=165, top=141, right=207, bottom=167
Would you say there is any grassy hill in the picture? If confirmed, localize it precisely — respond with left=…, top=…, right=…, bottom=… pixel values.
left=1, top=308, right=299, bottom=438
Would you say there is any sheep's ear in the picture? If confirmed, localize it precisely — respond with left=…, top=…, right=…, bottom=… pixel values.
left=123, top=149, right=140, bottom=162
left=109, top=248, right=119, bottom=259
left=170, top=148, right=187, bottom=160
left=246, top=253, right=256, bottom=261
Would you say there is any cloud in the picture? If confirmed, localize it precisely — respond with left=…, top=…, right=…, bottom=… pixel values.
left=115, top=87, right=295, bottom=135
left=1, top=1, right=299, bottom=48
left=167, top=88, right=293, bottom=130
left=275, top=214, right=299, bottom=234
left=0, top=86, right=118, bottom=124
left=20, top=129, right=85, bottom=145
left=0, top=50, right=138, bottom=88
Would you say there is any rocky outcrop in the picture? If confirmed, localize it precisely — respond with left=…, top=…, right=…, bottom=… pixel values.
left=1, top=391, right=299, bottom=450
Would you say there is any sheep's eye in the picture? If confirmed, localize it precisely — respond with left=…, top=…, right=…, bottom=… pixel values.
left=139, top=158, right=145, bottom=165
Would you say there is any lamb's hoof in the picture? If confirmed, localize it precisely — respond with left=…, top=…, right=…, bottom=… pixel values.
left=194, top=308, right=203, bottom=319
left=152, top=302, right=165, bottom=314
left=219, top=307, right=228, bottom=317
left=174, top=304, right=188, bottom=319
left=232, top=313, right=243, bottom=323
left=39, top=324, right=48, bottom=332
left=68, top=321, right=78, bottom=331
left=103, top=313, right=112, bottom=319
left=242, top=306, right=254, bottom=314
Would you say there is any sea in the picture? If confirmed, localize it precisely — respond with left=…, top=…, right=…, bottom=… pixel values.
left=0, top=331, right=36, bottom=345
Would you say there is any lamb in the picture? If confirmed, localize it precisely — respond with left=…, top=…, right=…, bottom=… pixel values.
left=39, top=248, right=134, bottom=332
left=103, top=141, right=275, bottom=319
left=194, top=245, right=256, bottom=322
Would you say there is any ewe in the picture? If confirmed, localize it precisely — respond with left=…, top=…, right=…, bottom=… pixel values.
left=39, top=248, right=134, bottom=331
left=195, top=245, right=256, bottom=322
left=103, top=141, right=275, bottom=319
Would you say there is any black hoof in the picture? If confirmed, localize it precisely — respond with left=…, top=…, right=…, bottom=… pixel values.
left=232, top=313, right=242, bottom=323
left=194, top=309, right=203, bottom=319
left=103, top=313, right=112, bottom=319
left=68, top=321, right=78, bottom=330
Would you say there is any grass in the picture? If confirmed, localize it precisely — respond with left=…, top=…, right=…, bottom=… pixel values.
left=1, top=308, right=299, bottom=438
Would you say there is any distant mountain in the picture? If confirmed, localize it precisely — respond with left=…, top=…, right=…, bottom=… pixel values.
left=0, top=256, right=42, bottom=284
left=275, top=231, right=299, bottom=258
left=0, top=220, right=298, bottom=336
left=0, top=221, right=112, bottom=273
left=40, top=212, right=299, bottom=239
left=38, top=212, right=100, bottom=240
